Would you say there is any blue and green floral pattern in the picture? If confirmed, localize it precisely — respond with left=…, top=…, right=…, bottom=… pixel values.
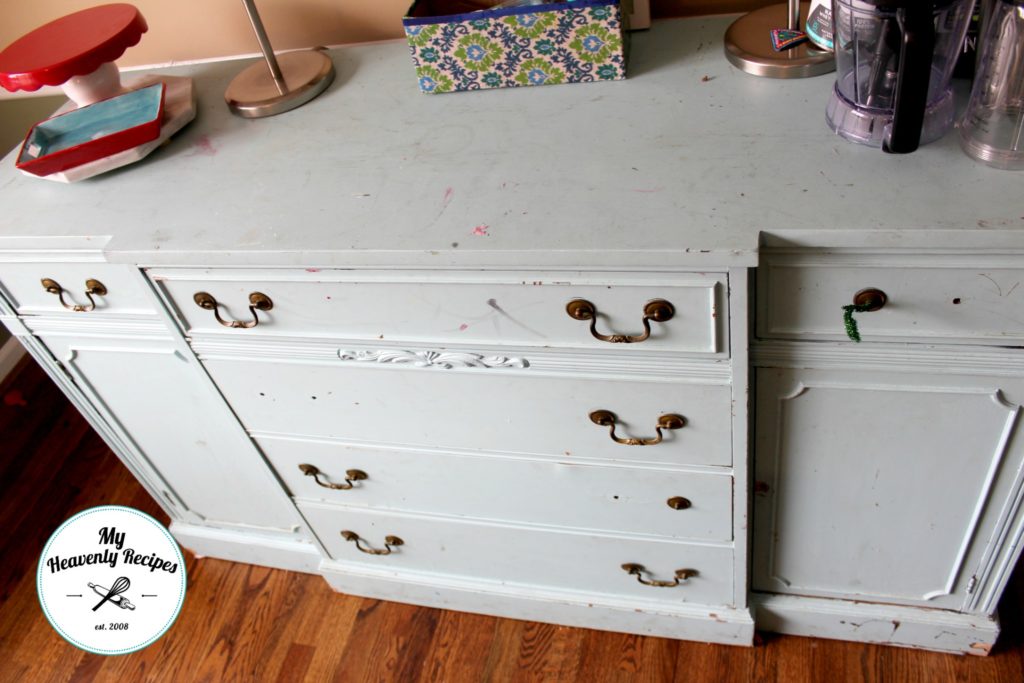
left=403, top=1, right=626, bottom=94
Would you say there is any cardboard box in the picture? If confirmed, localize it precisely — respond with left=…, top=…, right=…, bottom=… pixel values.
left=402, top=1, right=628, bottom=93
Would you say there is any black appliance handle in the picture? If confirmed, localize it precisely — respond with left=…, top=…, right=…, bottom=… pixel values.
left=884, top=4, right=936, bottom=154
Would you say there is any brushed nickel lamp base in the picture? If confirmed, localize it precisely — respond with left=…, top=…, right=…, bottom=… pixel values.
left=225, top=0, right=335, bottom=118
left=724, top=1, right=834, bottom=79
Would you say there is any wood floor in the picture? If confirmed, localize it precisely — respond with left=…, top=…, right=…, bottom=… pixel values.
left=1, top=356, right=1023, bottom=683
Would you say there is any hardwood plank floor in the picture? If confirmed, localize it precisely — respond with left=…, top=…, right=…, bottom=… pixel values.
left=1, top=356, right=1022, bottom=683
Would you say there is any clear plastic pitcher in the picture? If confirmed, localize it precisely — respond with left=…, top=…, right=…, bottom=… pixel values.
left=960, top=0, right=1024, bottom=169
left=826, top=0, right=974, bottom=153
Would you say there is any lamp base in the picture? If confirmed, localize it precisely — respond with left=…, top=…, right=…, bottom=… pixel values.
left=724, top=3, right=835, bottom=79
left=226, top=49, right=334, bottom=118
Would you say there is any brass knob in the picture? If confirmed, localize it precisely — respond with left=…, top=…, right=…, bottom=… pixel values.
left=853, top=288, right=887, bottom=312
left=41, top=278, right=107, bottom=312
left=621, top=563, right=698, bottom=587
left=194, top=291, right=273, bottom=328
left=843, top=288, right=888, bottom=342
left=299, top=464, right=367, bottom=490
left=566, top=298, right=675, bottom=343
left=589, top=410, right=686, bottom=446
left=667, top=496, right=692, bottom=510
left=340, top=530, right=403, bottom=556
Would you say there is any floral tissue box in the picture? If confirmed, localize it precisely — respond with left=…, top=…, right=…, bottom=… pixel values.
left=402, top=0, right=628, bottom=93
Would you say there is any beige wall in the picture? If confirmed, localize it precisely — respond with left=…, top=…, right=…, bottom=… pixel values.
left=1, top=0, right=414, bottom=69
left=1, top=2, right=772, bottom=70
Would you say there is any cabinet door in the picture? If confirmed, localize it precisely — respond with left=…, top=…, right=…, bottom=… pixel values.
left=39, top=333, right=302, bottom=536
left=753, top=367, right=1024, bottom=613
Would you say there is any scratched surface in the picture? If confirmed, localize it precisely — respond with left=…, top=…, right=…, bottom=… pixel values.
left=0, top=16, right=1022, bottom=268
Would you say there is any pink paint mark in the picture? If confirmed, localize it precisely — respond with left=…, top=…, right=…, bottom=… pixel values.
left=631, top=187, right=664, bottom=193
left=459, top=324, right=469, bottom=331
left=472, top=224, right=490, bottom=236
left=3, top=390, right=28, bottom=407
left=187, top=134, right=217, bottom=157
left=442, top=187, right=454, bottom=206
left=305, top=268, right=320, bottom=273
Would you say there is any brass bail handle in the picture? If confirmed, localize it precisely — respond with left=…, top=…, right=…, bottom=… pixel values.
left=589, top=410, right=686, bottom=446
left=621, top=563, right=698, bottom=588
left=340, top=530, right=404, bottom=556
left=299, top=463, right=367, bottom=490
left=566, top=298, right=675, bottom=343
left=41, top=278, right=107, bottom=312
left=193, top=291, right=273, bottom=328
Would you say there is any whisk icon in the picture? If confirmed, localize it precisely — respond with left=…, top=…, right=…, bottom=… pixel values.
left=89, top=577, right=135, bottom=611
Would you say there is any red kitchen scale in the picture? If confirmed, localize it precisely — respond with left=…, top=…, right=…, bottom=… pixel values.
left=0, top=4, right=197, bottom=182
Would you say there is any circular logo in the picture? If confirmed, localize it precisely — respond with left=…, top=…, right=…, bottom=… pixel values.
left=37, top=506, right=186, bottom=655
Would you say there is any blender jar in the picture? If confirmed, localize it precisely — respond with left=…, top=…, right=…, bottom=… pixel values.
left=826, top=0, right=974, bottom=153
left=960, top=0, right=1024, bottom=169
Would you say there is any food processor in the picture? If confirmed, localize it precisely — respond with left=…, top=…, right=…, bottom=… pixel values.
left=826, top=0, right=974, bottom=153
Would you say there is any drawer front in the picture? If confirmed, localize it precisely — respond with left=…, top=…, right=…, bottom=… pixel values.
left=206, top=358, right=733, bottom=467
left=0, top=263, right=156, bottom=316
left=152, top=269, right=726, bottom=355
left=759, top=259, right=1024, bottom=344
left=300, top=502, right=735, bottom=607
left=261, top=436, right=733, bottom=541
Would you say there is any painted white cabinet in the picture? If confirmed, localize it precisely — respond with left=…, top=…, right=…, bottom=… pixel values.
left=752, top=252, right=1024, bottom=653
left=0, top=263, right=318, bottom=572
left=753, top=367, right=1023, bottom=612
left=1, top=14, right=1023, bottom=656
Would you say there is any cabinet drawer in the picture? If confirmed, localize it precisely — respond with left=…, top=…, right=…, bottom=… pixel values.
left=261, top=436, right=733, bottom=542
left=300, top=502, right=735, bottom=607
left=758, top=258, right=1024, bottom=344
left=151, top=269, right=726, bottom=356
left=206, top=357, right=734, bottom=467
left=0, top=263, right=155, bottom=316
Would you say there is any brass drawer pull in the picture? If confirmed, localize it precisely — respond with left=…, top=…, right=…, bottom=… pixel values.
left=589, top=410, right=686, bottom=446
left=566, top=298, right=675, bottom=343
left=340, top=530, right=403, bottom=555
left=842, top=288, right=887, bottom=343
left=193, top=291, right=273, bottom=328
left=667, top=496, right=692, bottom=510
left=621, top=563, right=698, bottom=587
left=299, top=464, right=367, bottom=490
left=41, top=278, right=107, bottom=312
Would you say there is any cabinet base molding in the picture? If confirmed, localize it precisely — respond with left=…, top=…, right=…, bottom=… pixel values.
left=320, top=560, right=755, bottom=646
left=171, top=522, right=323, bottom=575
left=752, top=593, right=999, bottom=655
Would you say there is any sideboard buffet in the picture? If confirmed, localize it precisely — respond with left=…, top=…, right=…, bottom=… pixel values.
left=2, top=16, right=1023, bottom=655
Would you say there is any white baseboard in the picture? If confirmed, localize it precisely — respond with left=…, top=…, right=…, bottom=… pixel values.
left=752, top=593, right=999, bottom=655
left=0, top=337, right=26, bottom=385
left=321, top=560, right=756, bottom=646
left=170, top=522, right=324, bottom=575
